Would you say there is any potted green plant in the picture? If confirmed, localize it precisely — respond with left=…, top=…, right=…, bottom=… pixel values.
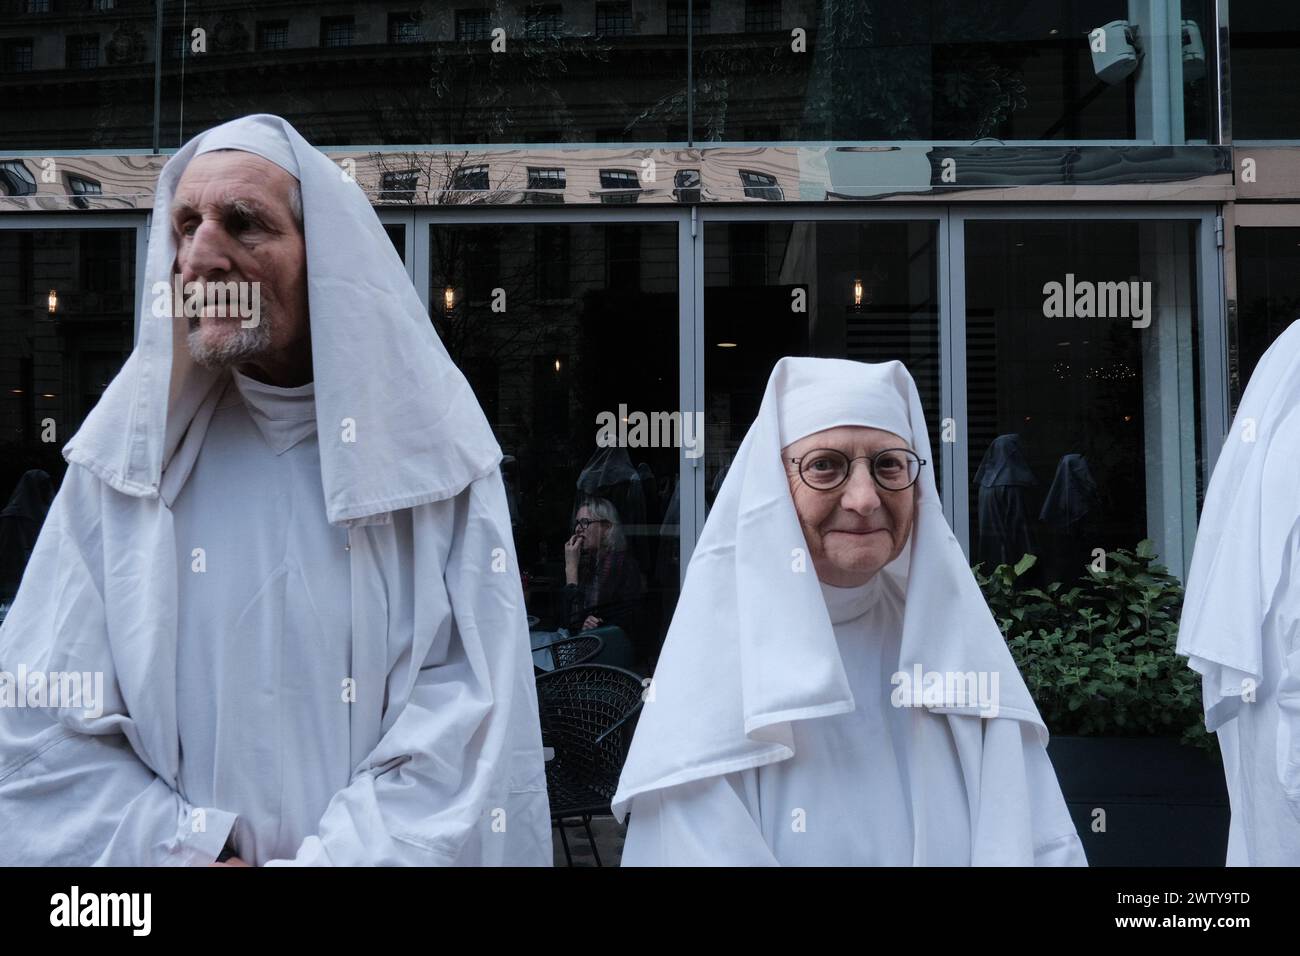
left=974, top=541, right=1229, bottom=866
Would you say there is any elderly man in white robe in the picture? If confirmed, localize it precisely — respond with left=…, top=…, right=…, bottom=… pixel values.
left=0, top=114, right=551, bottom=866
left=1177, top=321, right=1300, bottom=866
left=613, top=357, right=1086, bottom=866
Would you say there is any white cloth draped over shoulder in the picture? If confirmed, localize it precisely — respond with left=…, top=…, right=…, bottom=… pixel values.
left=0, top=114, right=551, bottom=865
left=612, top=356, right=1085, bottom=866
left=1177, top=321, right=1300, bottom=865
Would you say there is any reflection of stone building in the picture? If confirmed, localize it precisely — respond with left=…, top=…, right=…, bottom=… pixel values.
left=2, top=1, right=830, bottom=149
left=4, top=0, right=1167, bottom=150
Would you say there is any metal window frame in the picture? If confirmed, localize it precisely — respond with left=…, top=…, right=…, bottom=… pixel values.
left=945, top=203, right=1225, bottom=580
left=409, top=205, right=696, bottom=585
left=695, top=203, right=1224, bottom=580
left=2, top=201, right=1223, bottom=584
left=0, top=212, right=149, bottom=343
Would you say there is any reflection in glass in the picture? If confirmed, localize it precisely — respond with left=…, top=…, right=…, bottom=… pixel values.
left=429, top=222, right=680, bottom=673
left=1235, top=227, right=1300, bottom=407
left=965, top=220, right=1203, bottom=586
left=697, top=0, right=1149, bottom=142
left=566, top=453, right=649, bottom=647
left=154, top=1, right=687, bottom=148
left=0, top=0, right=1216, bottom=149
left=1229, top=2, right=1300, bottom=141
left=1, top=3, right=154, bottom=148
left=0, top=227, right=136, bottom=602
left=381, top=223, right=405, bottom=262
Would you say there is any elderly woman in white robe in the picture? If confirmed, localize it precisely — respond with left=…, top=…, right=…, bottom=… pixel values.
left=612, top=357, right=1086, bottom=866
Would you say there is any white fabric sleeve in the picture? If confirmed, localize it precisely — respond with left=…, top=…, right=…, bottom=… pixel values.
left=0, top=469, right=235, bottom=866
left=968, top=718, right=1087, bottom=866
left=0, top=724, right=237, bottom=866
left=620, top=772, right=781, bottom=866
left=1268, top=522, right=1300, bottom=808
left=264, top=475, right=540, bottom=866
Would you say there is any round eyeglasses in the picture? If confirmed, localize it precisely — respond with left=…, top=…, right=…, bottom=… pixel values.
left=573, top=517, right=611, bottom=531
left=788, top=447, right=926, bottom=492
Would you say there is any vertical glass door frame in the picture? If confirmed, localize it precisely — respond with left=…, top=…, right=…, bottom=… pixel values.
left=949, top=204, right=1227, bottom=579
left=409, top=206, right=695, bottom=587
left=376, top=209, right=416, bottom=289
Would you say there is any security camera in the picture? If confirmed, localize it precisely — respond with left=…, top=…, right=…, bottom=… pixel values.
left=1089, top=20, right=1142, bottom=84
left=1182, top=19, right=1206, bottom=81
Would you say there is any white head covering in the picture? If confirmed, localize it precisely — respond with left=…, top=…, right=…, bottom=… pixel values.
left=62, top=113, right=501, bottom=525
left=1177, top=321, right=1300, bottom=731
left=612, top=356, right=1045, bottom=818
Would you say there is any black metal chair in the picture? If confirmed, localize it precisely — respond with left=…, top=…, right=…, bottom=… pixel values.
left=535, top=664, right=645, bottom=866
left=531, top=632, right=603, bottom=675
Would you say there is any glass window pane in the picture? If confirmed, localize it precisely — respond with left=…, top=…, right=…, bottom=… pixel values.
left=1234, top=227, right=1300, bottom=402
left=1230, top=2, right=1300, bottom=140
left=1, top=6, right=153, bottom=148
left=158, top=2, right=688, bottom=147
left=964, top=219, right=1203, bottom=586
left=703, top=219, right=941, bottom=514
left=1179, top=0, right=1216, bottom=143
left=382, top=223, right=406, bottom=263
left=694, top=0, right=1210, bottom=143
left=429, top=221, right=680, bottom=673
left=0, top=227, right=137, bottom=605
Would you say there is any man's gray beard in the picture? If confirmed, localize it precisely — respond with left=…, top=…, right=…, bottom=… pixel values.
left=186, top=313, right=274, bottom=371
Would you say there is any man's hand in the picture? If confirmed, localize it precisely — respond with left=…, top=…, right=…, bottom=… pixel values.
left=582, top=615, right=602, bottom=631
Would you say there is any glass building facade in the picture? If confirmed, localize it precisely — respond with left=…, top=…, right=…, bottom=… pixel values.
left=0, top=1, right=1292, bottom=671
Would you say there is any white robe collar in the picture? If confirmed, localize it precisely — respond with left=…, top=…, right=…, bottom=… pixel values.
left=818, top=575, right=884, bottom=625
left=229, top=369, right=316, bottom=456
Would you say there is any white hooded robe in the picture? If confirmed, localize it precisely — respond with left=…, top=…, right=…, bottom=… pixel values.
left=1177, top=321, right=1300, bottom=866
left=0, top=115, right=551, bottom=866
left=613, top=357, right=1086, bottom=866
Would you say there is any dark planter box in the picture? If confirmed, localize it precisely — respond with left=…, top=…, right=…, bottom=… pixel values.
left=1047, top=735, right=1229, bottom=866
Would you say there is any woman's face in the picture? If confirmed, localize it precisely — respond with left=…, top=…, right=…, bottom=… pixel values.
left=783, top=425, right=917, bottom=587
left=574, top=505, right=608, bottom=551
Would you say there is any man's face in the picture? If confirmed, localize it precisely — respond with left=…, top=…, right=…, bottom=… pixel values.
left=783, top=425, right=917, bottom=587
left=170, top=150, right=309, bottom=383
